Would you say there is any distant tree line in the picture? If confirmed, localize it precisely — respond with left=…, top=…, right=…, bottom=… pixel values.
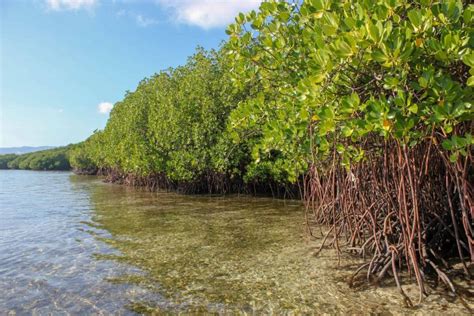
left=0, top=146, right=72, bottom=171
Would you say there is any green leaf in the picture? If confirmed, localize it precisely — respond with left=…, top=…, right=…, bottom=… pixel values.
left=309, top=0, right=325, bottom=11
left=367, top=20, right=380, bottom=42
left=462, top=53, right=474, bottom=68
left=408, top=104, right=418, bottom=114
left=236, top=12, right=245, bottom=24
left=467, top=76, right=474, bottom=87
left=372, top=50, right=388, bottom=63
left=418, top=77, right=428, bottom=88
left=336, top=144, right=345, bottom=154
left=341, top=126, right=353, bottom=137
left=444, top=124, right=453, bottom=133
left=441, top=139, right=453, bottom=150
left=449, top=152, right=458, bottom=163
left=310, top=73, right=326, bottom=84
left=407, top=9, right=422, bottom=31
left=351, top=92, right=360, bottom=107
left=384, top=77, right=399, bottom=89
left=335, top=39, right=353, bottom=57
left=321, top=13, right=339, bottom=36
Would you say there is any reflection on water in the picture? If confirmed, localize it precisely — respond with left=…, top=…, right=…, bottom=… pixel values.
left=0, top=170, right=471, bottom=314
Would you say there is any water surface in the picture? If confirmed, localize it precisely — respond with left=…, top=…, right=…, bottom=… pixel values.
left=0, top=170, right=471, bottom=314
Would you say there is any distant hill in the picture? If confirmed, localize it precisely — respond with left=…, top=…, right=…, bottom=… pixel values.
left=0, top=146, right=55, bottom=155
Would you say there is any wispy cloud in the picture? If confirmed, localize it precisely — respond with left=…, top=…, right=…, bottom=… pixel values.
left=135, top=14, right=160, bottom=27
left=116, top=9, right=160, bottom=27
left=156, top=0, right=262, bottom=29
left=46, top=0, right=97, bottom=11
left=97, top=102, right=113, bottom=114
left=46, top=0, right=261, bottom=29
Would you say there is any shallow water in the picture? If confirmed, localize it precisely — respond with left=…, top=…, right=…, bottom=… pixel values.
left=0, top=170, right=471, bottom=314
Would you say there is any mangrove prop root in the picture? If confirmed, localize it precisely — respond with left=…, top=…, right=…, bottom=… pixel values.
left=91, top=168, right=301, bottom=198
left=304, top=130, right=473, bottom=304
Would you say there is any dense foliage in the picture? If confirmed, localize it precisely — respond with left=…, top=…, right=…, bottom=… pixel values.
left=225, top=0, right=473, bottom=304
left=70, top=49, right=288, bottom=193
left=0, top=154, right=17, bottom=169
left=226, top=0, right=472, bottom=174
left=0, top=146, right=72, bottom=171
left=69, top=0, right=472, bottom=302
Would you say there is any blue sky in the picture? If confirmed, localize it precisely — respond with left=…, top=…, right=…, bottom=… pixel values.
left=0, top=0, right=261, bottom=147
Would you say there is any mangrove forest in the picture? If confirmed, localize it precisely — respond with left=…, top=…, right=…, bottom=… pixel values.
left=2, top=0, right=472, bottom=308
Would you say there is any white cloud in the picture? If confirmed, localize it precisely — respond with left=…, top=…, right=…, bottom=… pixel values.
left=46, top=0, right=97, bottom=11
left=157, top=0, right=262, bottom=29
left=135, top=14, right=160, bottom=27
left=98, top=102, right=113, bottom=114
left=116, top=9, right=160, bottom=27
